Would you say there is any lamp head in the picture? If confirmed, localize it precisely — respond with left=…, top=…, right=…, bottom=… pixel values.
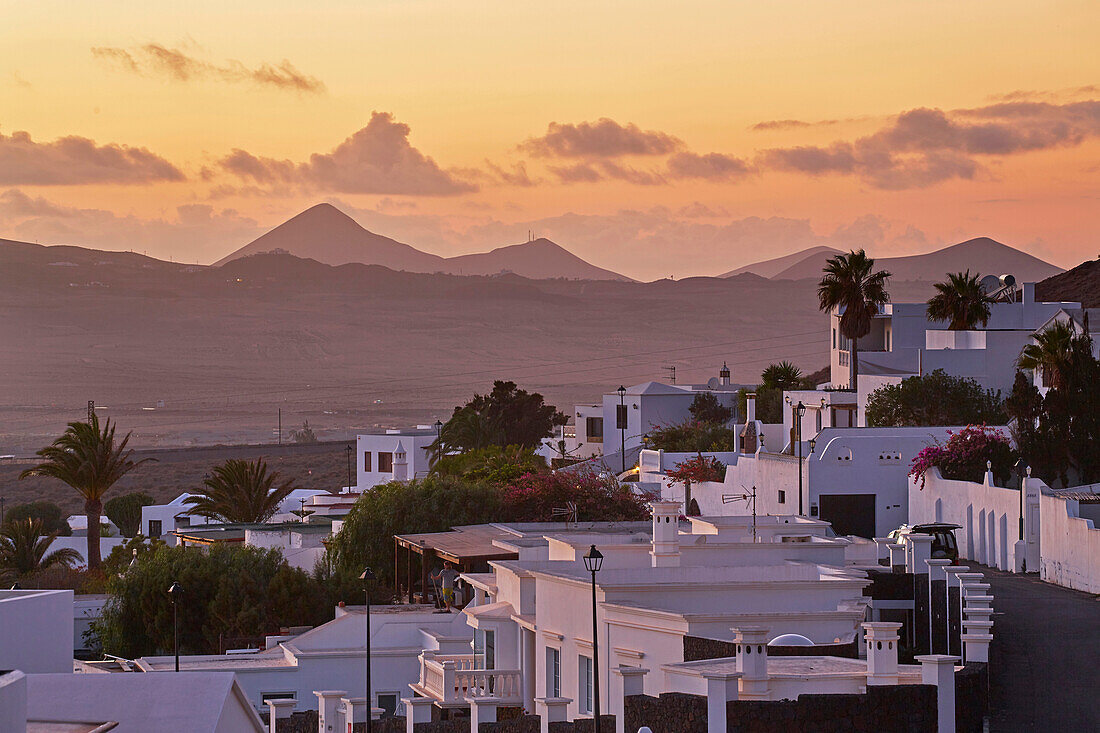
left=582, top=544, right=604, bottom=573
left=167, top=581, right=183, bottom=600
left=360, top=567, right=375, bottom=583
left=796, top=401, right=806, bottom=417
left=617, top=385, right=626, bottom=397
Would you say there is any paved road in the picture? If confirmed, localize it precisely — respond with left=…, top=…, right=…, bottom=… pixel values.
left=984, top=567, right=1100, bottom=731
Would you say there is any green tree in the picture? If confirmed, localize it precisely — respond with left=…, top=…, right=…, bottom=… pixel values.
left=0, top=518, right=82, bottom=580
left=926, top=270, right=995, bottom=330
left=736, top=386, right=783, bottom=424
left=92, top=543, right=337, bottom=658
left=817, top=250, right=892, bottom=392
left=865, top=370, right=1006, bottom=427
left=326, top=475, right=503, bottom=587
left=104, top=492, right=154, bottom=538
left=434, top=407, right=503, bottom=456
left=760, top=361, right=803, bottom=392
left=3, top=500, right=71, bottom=536
left=184, top=458, right=298, bottom=524
left=292, top=420, right=317, bottom=444
left=434, top=381, right=565, bottom=455
left=431, top=445, right=547, bottom=485
left=1017, top=321, right=1076, bottom=391
left=646, top=421, right=738, bottom=452
left=688, top=392, right=734, bottom=424
left=20, top=414, right=154, bottom=571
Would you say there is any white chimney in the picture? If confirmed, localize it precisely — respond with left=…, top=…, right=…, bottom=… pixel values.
left=393, top=441, right=408, bottom=481
left=733, top=627, right=770, bottom=699
left=745, top=393, right=756, bottom=424
left=649, top=500, right=681, bottom=567
left=1022, top=281, right=1035, bottom=305
left=863, top=622, right=902, bottom=686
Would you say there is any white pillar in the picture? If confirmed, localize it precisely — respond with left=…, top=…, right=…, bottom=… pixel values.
left=340, top=697, right=368, bottom=732
left=862, top=622, right=902, bottom=686
left=703, top=672, right=740, bottom=733
left=873, top=537, right=892, bottom=563
left=468, top=696, right=501, bottom=728
left=961, top=620, right=994, bottom=664
left=906, top=534, right=933, bottom=574
left=649, top=500, right=682, bottom=567
left=267, top=699, right=296, bottom=733
left=315, top=690, right=346, bottom=733
left=916, top=655, right=959, bottom=733
left=733, top=627, right=769, bottom=699
left=611, top=667, right=649, bottom=733
left=522, top=628, right=537, bottom=714
left=535, top=697, right=571, bottom=733
left=888, top=543, right=906, bottom=571
left=402, top=697, right=434, bottom=733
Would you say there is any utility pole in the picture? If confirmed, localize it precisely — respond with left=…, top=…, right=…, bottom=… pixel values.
left=87, top=400, right=95, bottom=423
left=278, top=408, right=282, bottom=445
left=662, top=366, right=676, bottom=384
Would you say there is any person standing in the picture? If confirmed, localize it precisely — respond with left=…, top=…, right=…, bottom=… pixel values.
left=432, top=561, right=460, bottom=612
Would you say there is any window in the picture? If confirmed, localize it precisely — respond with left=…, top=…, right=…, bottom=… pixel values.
left=363, top=451, right=372, bottom=472
left=261, top=692, right=296, bottom=704
left=615, top=404, right=628, bottom=430
left=148, top=519, right=162, bottom=538
left=778, top=490, right=786, bottom=504
left=378, top=452, right=394, bottom=473
left=579, top=655, right=594, bottom=713
left=585, top=417, right=604, bottom=443
left=546, top=647, right=561, bottom=697
left=376, top=693, right=398, bottom=718
left=832, top=328, right=837, bottom=349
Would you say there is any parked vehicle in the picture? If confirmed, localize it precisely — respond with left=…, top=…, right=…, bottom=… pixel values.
left=888, top=523, right=961, bottom=562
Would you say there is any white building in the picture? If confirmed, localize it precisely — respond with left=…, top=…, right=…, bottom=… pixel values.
left=141, top=488, right=330, bottom=540
left=409, top=503, right=873, bottom=723
left=356, top=427, right=436, bottom=490
left=0, top=590, right=74, bottom=674
left=136, top=603, right=471, bottom=717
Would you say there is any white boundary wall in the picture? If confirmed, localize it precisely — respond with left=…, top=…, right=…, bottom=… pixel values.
left=1039, top=487, right=1100, bottom=594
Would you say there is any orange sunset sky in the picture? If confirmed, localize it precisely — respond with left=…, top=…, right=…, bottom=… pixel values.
left=2, top=1, right=1099, bottom=281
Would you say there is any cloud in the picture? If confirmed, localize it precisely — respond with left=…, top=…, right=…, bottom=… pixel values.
left=0, top=189, right=260, bottom=262
left=548, top=163, right=604, bottom=183
left=521, top=118, right=682, bottom=158
left=219, top=112, right=475, bottom=195
left=0, top=129, right=184, bottom=185
left=92, top=43, right=325, bottom=94
left=667, top=152, right=753, bottom=180
left=485, top=160, right=536, bottom=186
left=759, top=100, right=1100, bottom=189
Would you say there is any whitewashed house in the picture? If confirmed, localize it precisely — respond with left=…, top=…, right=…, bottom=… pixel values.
left=356, top=427, right=436, bottom=490
left=141, top=488, right=330, bottom=540
left=0, top=590, right=74, bottom=674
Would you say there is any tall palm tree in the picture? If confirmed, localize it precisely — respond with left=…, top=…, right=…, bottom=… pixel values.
left=818, top=250, right=892, bottom=392
left=184, top=458, right=298, bottom=524
left=926, top=270, right=995, bottom=330
left=20, top=414, right=153, bottom=571
left=434, top=407, right=502, bottom=457
left=1018, top=321, right=1077, bottom=391
left=761, top=361, right=804, bottom=391
left=0, top=518, right=82, bottom=579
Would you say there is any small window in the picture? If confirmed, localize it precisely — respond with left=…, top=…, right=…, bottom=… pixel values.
left=261, top=691, right=296, bottom=704
left=378, top=452, right=394, bottom=473
left=778, top=490, right=786, bottom=504
left=148, top=519, right=162, bottom=538
left=579, top=655, right=594, bottom=713
left=832, top=328, right=837, bottom=349
left=546, top=647, right=561, bottom=697
left=376, top=692, right=398, bottom=718
left=586, top=417, right=604, bottom=443
left=363, top=451, right=372, bottom=472
left=615, top=404, right=628, bottom=430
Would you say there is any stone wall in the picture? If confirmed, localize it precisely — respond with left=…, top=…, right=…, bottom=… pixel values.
left=955, top=662, right=989, bottom=733
left=625, top=684, right=937, bottom=733
left=683, top=636, right=858, bottom=661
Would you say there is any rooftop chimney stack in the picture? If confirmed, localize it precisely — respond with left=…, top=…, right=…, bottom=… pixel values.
left=863, top=622, right=902, bottom=686
left=733, top=627, right=770, bottom=699
left=649, top=500, right=682, bottom=567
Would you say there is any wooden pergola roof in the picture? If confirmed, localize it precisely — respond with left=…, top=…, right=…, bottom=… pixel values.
left=394, top=524, right=519, bottom=565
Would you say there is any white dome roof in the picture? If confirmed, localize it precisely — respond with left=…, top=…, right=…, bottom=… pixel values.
left=768, top=633, right=814, bottom=647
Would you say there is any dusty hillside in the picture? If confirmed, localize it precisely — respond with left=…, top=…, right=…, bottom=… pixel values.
left=1035, top=258, right=1100, bottom=308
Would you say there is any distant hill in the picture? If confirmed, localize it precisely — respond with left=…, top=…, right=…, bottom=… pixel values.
left=445, top=238, right=631, bottom=281
left=771, top=237, right=1063, bottom=282
left=720, top=245, right=841, bottom=279
left=1035, top=258, right=1100, bottom=308
left=214, top=203, right=630, bottom=281
left=212, top=203, right=447, bottom=272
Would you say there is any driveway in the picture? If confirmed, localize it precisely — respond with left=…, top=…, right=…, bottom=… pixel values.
left=984, top=568, right=1100, bottom=731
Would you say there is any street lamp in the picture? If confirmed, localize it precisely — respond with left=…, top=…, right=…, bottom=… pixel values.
left=582, top=545, right=604, bottom=733
left=167, top=582, right=183, bottom=672
left=360, top=567, right=375, bottom=733
left=617, top=386, right=627, bottom=475
left=434, top=420, right=443, bottom=466
left=345, top=443, right=353, bottom=491
left=795, top=401, right=806, bottom=516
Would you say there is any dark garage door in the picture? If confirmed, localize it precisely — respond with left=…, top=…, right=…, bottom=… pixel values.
left=819, top=494, right=876, bottom=538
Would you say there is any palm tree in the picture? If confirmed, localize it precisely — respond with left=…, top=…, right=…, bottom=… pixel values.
left=20, top=414, right=153, bottom=571
left=184, top=458, right=298, bottom=524
left=433, top=407, right=502, bottom=457
left=761, top=361, right=804, bottom=391
left=1018, top=321, right=1076, bottom=391
left=818, top=250, right=891, bottom=392
left=926, top=270, right=995, bottom=330
left=0, top=518, right=82, bottom=580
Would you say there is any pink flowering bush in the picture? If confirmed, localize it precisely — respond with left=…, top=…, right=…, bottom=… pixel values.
left=909, top=425, right=1016, bottom=488
left=499, top=469, right=655, bottom=522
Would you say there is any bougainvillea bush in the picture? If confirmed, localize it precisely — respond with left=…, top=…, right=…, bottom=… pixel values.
left=666, top=454, right=726, bottom=487
left=908, top=425, right=1017, bottom=488
left=499, top=469, right=655, bottom=523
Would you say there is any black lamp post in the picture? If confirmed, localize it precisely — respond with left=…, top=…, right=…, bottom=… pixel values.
left=617, top=386, right=627, bottom=475
left=345, top=443, right=353, bottom=491
left=1015, top=459, right=1026, bottom=546
left=582, top=545, right=604, bottom=732
left=167, top=581, right=183, bottom=672
left=795, top=401, right=806, bottom=516
left=360, top=567, right=375, bottom=733
left=434, top=420, right=443, bottom=466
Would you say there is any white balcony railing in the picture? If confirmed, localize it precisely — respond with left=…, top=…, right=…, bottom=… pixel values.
left=412, top=652, right=523, bottom=708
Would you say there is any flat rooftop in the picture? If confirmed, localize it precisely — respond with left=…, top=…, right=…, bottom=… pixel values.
left=666, top=655, right=926, bottom=679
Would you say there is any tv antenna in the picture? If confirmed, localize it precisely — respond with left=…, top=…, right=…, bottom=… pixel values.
left=662, top=366, right=677, bottom=384
left=551, top=501, right=578, bottom=526
left=722, top=485, right=758, bottom=542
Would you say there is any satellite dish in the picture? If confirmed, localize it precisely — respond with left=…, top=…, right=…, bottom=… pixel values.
left=979, top=274, right=1001, bottom=294
left=769, top=633, right=814, bottom=647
